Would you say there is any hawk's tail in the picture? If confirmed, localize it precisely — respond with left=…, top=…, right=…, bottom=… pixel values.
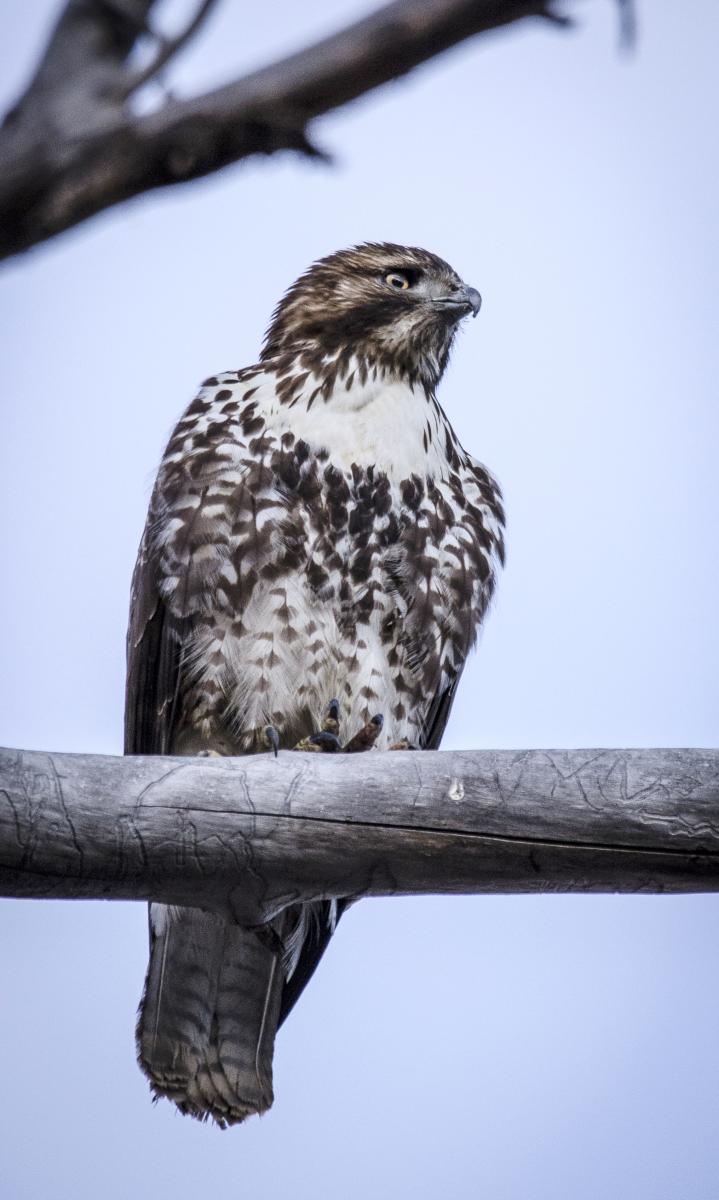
left=136, top=904, right=284, bottom=1127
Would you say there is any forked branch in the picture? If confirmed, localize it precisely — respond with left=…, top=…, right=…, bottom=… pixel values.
left=0, top=0, right=577, bottom=260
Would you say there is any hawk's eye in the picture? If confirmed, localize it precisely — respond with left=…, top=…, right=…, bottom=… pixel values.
left=384, top=272, right=411, bottom=291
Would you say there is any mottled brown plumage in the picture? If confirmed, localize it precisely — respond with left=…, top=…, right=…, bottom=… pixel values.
left=125, top=243, right=504, bottom=1126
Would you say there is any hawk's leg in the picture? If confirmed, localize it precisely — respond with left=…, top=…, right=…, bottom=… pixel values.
left=293, top=701, right=385, bottom=753
left=389, top=739, right=418, bottom=751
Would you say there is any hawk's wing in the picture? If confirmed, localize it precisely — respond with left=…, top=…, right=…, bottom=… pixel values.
left=124, top=528, right=185, bottom=757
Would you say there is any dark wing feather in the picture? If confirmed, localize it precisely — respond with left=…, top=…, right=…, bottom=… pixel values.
left=124, top=533, right=184, bottom=757
left=420, top=675, right=462, bottom=751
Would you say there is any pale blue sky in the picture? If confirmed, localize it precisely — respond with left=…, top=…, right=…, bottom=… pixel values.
left=1, top=2, right=718, bottom=1197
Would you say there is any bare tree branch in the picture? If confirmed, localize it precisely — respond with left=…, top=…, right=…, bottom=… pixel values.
left=2, top=746, right=718, bottom=927
left=121, top=0, right=220, bottom=97
left=0, top=0, right=575, bottom=262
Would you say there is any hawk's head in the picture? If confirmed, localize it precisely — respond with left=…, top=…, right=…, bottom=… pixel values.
left=261, top=243, right=480, bottom=391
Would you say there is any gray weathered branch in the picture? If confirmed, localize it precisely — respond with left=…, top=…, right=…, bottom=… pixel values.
left=0, top=0, right=575, bottom=261
left=1, top=746, right=717, bottom=926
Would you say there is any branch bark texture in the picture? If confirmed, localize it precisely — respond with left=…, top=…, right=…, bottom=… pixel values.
left=1, top=747, right=718, bottom=926
left=0, top=0, right=570, bottom=260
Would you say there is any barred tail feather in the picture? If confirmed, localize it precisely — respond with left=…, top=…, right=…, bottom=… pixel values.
left=137, top=904, right=284, bottom=1127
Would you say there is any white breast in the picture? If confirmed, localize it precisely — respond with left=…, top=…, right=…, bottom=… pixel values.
left=247, top=360, right=449, bottom=483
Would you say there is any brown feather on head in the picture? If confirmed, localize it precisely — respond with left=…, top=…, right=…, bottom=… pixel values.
left=260, top=242, right=480, bottom=391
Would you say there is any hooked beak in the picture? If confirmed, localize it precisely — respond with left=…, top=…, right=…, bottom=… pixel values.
left=432, top=283, right=482, bottom=318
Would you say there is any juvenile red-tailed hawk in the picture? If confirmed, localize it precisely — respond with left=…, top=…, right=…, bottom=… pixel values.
left=125, top=243, right=505, bottom=1126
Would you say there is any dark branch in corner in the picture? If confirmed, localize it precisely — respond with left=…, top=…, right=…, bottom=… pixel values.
left=0, top=0, right=576, bottom=262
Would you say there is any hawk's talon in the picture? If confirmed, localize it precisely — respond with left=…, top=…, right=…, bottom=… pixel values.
left=322, top=699, right=340, bottom=736
left=264, top=725, right=280, bottom=757
left=294, top=730, right=339, bottom=752
left=389, top=739, right=417, bottom=751
left=309, top=731, right=341, bottom=752
left=343, top=712, right=384, bottom=753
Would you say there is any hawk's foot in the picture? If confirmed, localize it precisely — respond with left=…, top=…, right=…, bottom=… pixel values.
left=389, top=739, right=418, bottom=751
left=293, top=701, right=384, bottom=753
left=294, top=699, right=342, bottom=752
